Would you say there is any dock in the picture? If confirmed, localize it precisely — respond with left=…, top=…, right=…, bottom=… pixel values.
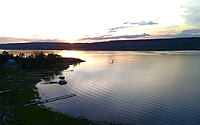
left=24, top=93, right=76, bottom=107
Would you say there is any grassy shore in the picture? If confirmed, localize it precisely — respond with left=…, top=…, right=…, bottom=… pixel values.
left=0, top=59, right=93, bottom=125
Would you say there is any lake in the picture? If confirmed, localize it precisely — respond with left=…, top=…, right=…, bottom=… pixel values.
left=2, top=50, right=200, bottom=124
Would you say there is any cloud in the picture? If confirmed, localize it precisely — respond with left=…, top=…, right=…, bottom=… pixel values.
left=182, top=0, right=200, bottom=24
left=0, top=37, right=33, bottom=43
left=123, top=22, right=130, bottom=25
left=108, top=30, right=117, bottom=33
left=181, top=29, right=200, bottom=36
left=81, top=33, right=150, bottom=41
left=125, top=21, right=158, bottom=26
left=160, top=29, right=200, bottom=38
left=0, top=37, right=64, bottom=44
left=108, top=26, right=130, bottom=33
left=108, top=21, right=158, bottom=33
left=109, top=26, right=128, bottom=31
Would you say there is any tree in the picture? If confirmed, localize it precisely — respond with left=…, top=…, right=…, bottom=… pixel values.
left=19, top=53, right=25, bottom=58
left=2, top=51, right=9, bottom=56
left=0, top=51, right=14, bottom=62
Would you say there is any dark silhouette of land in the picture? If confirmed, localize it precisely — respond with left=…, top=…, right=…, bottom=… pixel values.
left=1, top=37, right=200, bottom=51
left=0, top=51, right=84, bottom=69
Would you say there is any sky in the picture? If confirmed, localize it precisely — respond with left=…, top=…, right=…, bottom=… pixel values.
left=0, top=0, right=200, bottom=43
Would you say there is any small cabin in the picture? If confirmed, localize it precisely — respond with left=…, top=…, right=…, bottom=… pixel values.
left=7, top=59, right=16, bottom=65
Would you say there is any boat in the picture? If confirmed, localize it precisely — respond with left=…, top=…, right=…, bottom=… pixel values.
left=58, top=79, right=67, bottom=85
left=59, top=76, right=65, bottom=79
left=50, top=81, right=57, bottom=84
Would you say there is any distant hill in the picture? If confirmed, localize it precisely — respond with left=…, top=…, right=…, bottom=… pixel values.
left=0, top=37, right=200, bottom=51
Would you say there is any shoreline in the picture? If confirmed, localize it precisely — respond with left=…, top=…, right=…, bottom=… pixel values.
left=0, top=58, right=92, bottom=125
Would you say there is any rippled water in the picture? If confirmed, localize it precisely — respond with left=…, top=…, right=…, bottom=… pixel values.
left=34, top=51, right=200, bottom=125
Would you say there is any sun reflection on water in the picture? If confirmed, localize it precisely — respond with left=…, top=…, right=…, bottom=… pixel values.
left=57, top=50, right=113, bottom=64
left=58, top=50, right=85, bottom=58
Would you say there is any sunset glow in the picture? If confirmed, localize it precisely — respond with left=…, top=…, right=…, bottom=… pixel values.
left=0, top=0, right=200, bottom=43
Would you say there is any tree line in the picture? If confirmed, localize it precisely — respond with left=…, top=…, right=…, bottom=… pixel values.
left=0, top=51, right=62, bottom=69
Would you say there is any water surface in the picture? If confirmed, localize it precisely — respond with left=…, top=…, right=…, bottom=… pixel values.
left=3, top=50, right=200, bottom=124
left=37, top=51, right=200, bottom=124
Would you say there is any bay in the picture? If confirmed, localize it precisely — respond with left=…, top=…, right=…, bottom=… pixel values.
left=2, top=50, right=200, bottom=124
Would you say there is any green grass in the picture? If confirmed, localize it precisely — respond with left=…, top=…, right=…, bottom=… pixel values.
left=10, top=106, right=90, bottom=125
left=0, top=66, right=91, bottom=125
